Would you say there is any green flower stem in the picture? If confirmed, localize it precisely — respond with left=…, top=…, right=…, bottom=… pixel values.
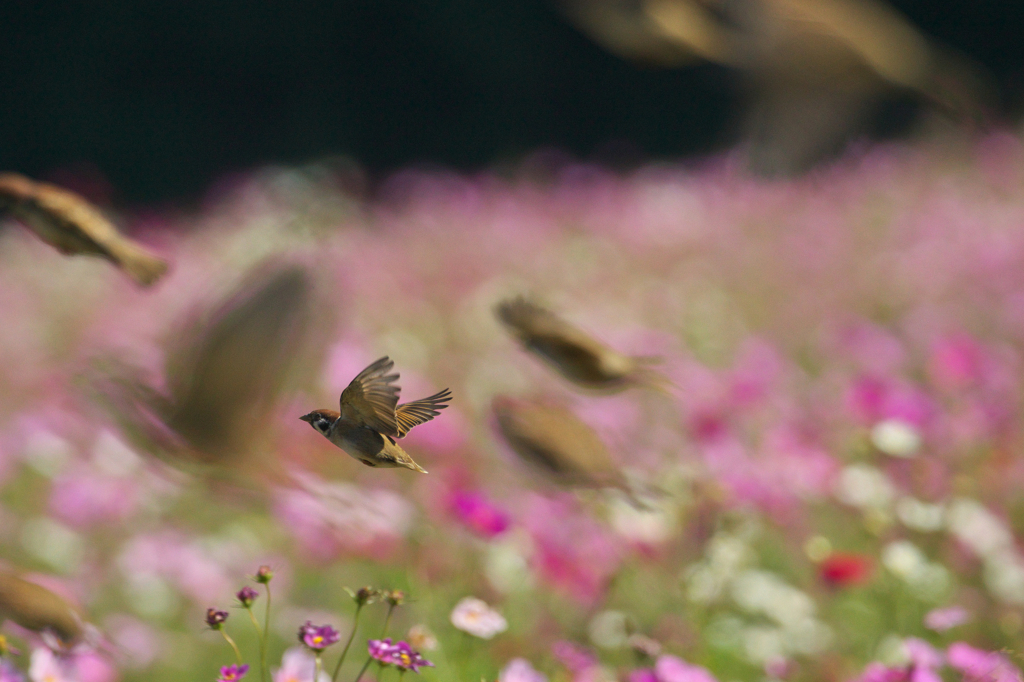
left=380, top=604, right=395, bottom=638
left=262, top=583, right=272, bottom=682
left=353, top=655, right=374, bottom=682
left=244, top=606, right=265, bottom=682
left=331, top=603, right=364, bottom=682
left=315, top=654, right=323, bottom=682
left=220, top=630, right=243, bottom=665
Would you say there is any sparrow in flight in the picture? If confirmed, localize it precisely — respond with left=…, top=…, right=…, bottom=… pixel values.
left=0, top=172, right=168, bottom=286
left=301, top=356, right=451, bottom=473
left=496, top=296, right=669, bottom=393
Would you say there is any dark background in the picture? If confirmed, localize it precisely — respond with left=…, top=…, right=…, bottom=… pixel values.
left=1, top=0, right=1022, bottom=203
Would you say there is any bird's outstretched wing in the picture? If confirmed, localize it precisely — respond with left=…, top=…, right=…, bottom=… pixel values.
left=395, top=388, right=452, bottom=438
left=339, top=356, right=401, bottom=435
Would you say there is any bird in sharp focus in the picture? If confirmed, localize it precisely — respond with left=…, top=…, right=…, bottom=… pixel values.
left=300, top=356, right=451, bottom=473
left=496, top=296, right=670, bottom=393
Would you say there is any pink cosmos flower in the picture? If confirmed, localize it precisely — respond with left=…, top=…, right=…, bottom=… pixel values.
left=654, top=655, right=718, bottom=682
left=450, top=597, right=508, bottom=639
left=367, top=639, right=433, bottom=673
left=449, top=490, right=511, bottom=538
left=273, top=647, right=329, bottom=682
left=218, top=664, right=249, bottom=682
left=500, top=659, right=547, bottom=682
left=552, top=641, right=597, bottom=674
left=297, top=622, right=340, bottom=652
left=923, top=606, right=970, bottom=632
left=0, top=661, right=23, bottom=682
left=273, top=473, right=413, bottom=562
left=28, top=648, right=73, bottom=682
left=946, top=643, right=1022, bottom=682
left=523, top=496, right=624, bottom=605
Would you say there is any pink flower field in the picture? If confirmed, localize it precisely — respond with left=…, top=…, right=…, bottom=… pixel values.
left=2, top=135, right=1024, bottom=681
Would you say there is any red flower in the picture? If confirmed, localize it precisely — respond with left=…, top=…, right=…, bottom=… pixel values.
left=819, top=553, right=873, bottom=587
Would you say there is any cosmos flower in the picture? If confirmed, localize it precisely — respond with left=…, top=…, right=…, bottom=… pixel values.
left=218, top=664, right=249, bottom=682
left=367, top=639, right=433, bottom=673
left=449, top=490, right=511, bottom=538
left=0, top=660, right=23, bottom=682
left=450, top=597, right=508, bottom=639
left=946, top=643, right=1022, bottom=682
left=654, top=655, right=718, bottom=682
left=923, top=606, right=970, bottom=632
left=273, top=647, right=329, bottom=682
left=298, top=622, right=340, bottom=652
left=28, top=648, right=73, bottom=682
left=819, top=553, right=873, bottom=587
left=499, top=659, right=547, bottom=682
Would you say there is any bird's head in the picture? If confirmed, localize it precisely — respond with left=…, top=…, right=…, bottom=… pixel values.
left=300, top=410, right=339, bottom=437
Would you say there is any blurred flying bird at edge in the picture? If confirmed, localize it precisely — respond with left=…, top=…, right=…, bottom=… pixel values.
left=492, top=395, right=655, bottom=506
left=0, top=173, right=168, bottom=286
left=496, top=296, right=670, bottom=393
left=300, top=356, right=452, bottom=473
left=0, top=570, right=86, bottom=647
left=89, top=263, right=314, bottom=474
left=558, top=0, right=993, bottom=175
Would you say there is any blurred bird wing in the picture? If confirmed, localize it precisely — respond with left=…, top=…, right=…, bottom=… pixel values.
left=498, top=297, right=609, bottom=358
left=498, top=297, right=634, bottom=381
left=641, top=0, right=737, bottom=64
left=767, top=0, right=932, bottom=88
left=0, top=173, right=168, bottom=286
left=339, top=356, right=401, bottom=435
left=395, top=388, right=452, bottom=438
left=558, top=0, right=700, bottom=66
left=165, top=265, right=312, bottom=460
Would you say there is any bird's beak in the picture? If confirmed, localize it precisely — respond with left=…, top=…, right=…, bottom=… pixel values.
left=299, top=413, right=314, bottom=423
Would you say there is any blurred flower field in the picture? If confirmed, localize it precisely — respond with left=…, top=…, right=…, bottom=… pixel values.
left=2, top=135, right=1024, bottom=681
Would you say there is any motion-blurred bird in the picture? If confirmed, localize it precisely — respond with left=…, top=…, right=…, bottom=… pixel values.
left=91, top=264, right=314, bottom=472
left=492, top=395, right=643, bottom=500
left=0, top=570, right=85, bottom=647
left=496, top=296, right=668, bottom=393
left=0, top=172, right=168, bottom=286
left=300, top=356, right=451, bottom=473
left=559, top=0, right=990, bottom=175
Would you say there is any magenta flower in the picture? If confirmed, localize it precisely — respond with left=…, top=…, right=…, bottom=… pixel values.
left=947, top=643, right=1022, bottom=682
left=236, top=586, right=259, bottom=607
left=449, top=490, right=511, bottom=538
left=219, top=664, right=250, bottom=682
left=0, top=660, right=22, bottom=682
left=854, top=663, right=909, bottom=682
left=367, top=639, right=433, bottom=673
left=654, top=655, right=718, bottom=682
left=298, top=622, right=340, bottom=652
left=552, top=641, right=597, bottom=674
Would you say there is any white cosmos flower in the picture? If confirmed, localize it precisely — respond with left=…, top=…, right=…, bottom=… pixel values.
left=450, top=596, right=508, bottom=639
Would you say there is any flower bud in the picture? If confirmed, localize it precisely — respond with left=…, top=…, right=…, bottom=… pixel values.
left=254, top=566, right=273, bottom=584
left=206, top=608, right=229, bottom=630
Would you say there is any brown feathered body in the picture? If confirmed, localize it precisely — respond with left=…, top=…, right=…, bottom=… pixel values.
left=492, top=395, right=630, bottom=492
left=559, top=0, right=990, bottom=176
left=0, top=172, right=168, bottom=285
left=0, top=570, right=84, bottom=646
left=301, top=356, right=452, bottom=473
left=496, top=297, right=668, bottom=393
left=93, top=264, right=313, bottom=472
